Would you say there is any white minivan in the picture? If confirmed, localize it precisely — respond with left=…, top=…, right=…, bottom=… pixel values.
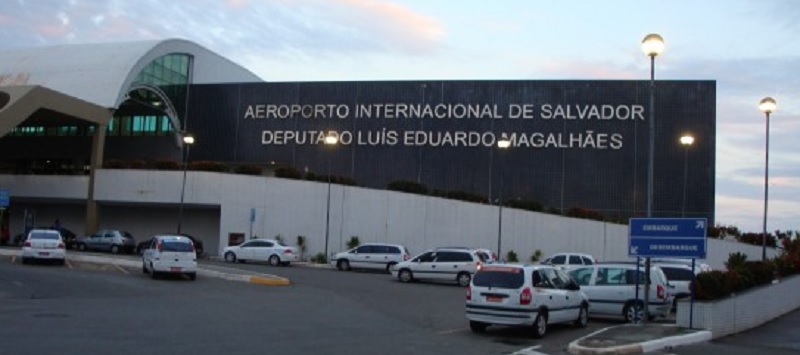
left=331, top=243, right=410, bottom=273
left=142, top=235, right=198, bottom=280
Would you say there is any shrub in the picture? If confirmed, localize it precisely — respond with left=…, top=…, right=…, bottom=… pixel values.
left=234, top=164, right=262, bottom=175
left=529, top=249, right=543, bottom=263
left=311, top=252, right=327, bottom=264
left=275, top=166, right=302, bottom=179
left=744, top=261, right=776, bottom=286
left=103, top=159, right=128, bottom=169
left=565, top=207, right=606, bottom=222
left=154, top=159, right=180, bottom=170
left=506, top=250, right=518, bottom=262
left=189, top=160, right=227, bottom=172
left=387, top=180, right=428, bottom=195
left=725, top=252, right=748, bottom=271
left=693, top=270, right=731, bottom=300
left=129, top=159, right=147, bottom=169
left=507, top=199, right=544, bottom=212
left=346, top=236, right=360, bottom=249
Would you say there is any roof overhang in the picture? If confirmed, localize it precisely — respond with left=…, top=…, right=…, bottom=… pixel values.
left=0, top=85, right=112, bottom=137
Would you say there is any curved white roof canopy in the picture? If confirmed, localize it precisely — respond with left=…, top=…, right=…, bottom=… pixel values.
left=0, top=38, right=263, bottom=109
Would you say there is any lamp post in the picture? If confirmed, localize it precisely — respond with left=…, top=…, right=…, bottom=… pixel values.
left=177, top=133, right=195, bottom=234
left=323, top=133, right=338, bottom=261
left=640, top=33, right=664, bottom=324
left=680, top=135, right=694, bottom=217
left=496, top=136, right=511, bottom=260
left=759, top=97, right=777, bottom=261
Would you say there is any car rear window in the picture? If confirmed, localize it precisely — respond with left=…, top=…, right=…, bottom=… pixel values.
left=30, top=232, right=59, bottom=240
left=161, top=240, right=193, bottom=252
left=473, top=267, right=524, bottom=288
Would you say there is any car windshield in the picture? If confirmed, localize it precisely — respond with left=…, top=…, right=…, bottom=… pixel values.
left=473, top=267, right=524, bottom=288
left=30, top=232, right=59, bottom=240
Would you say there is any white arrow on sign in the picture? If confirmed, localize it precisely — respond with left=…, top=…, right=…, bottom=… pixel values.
left=630, top=246, right=638, bottom=254
left=695, top=220, right=705, bottom=229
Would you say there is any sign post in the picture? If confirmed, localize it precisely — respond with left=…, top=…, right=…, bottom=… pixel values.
left=629, top=217, right=707, bottom=326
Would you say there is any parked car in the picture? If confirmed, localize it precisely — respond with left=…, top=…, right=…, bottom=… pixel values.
left=567, top=262, right=673, bottom=322
left=141, top=234, right=197, bottom=280
left=137, top=233, right=204, bottom=257
left=651, top=258, right=712, bottom=273
left=654, top=263, right=703, bottom=309
left=331, top=243, right=410, bottom=273
left=391, top=247, right=487, bottom=287
left=542, top=252, right=597, bottom=269
left=223, top=238, right=299, bottom=266
left=466, top=264, right=589, bottom=338
left=13, top=226, right=78, bottom=249
left=76, top=229, right=137, bottom=254
left=20, top=229, right=66, bottom=265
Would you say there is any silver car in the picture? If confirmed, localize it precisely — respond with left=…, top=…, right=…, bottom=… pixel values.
left=76, top=229, right=137, bottom=254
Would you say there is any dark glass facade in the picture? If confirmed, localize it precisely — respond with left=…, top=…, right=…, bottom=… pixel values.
left=186, top=80, right=716, bottom=223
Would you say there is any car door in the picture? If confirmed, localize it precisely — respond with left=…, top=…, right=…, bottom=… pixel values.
left=594, top=266, right=631, bottom=315
left=537, top=268, right=572, bottom=323
left=350, top=245, right=372, bottom=269
left=100, top=231, right=116, bottom=251
left=555, top=268, right=583, bottom=321
left=410, top=251, right=437, bottom=279
left=237, top=240, right=256, bottom=260
left=259, top=240, right=276, bottom=261
left=431, top=251, right=458, bottom=281
left=85, top=231, right=104, bottom=250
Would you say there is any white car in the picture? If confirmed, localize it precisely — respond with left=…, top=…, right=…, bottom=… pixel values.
left=20, top=229, right=66, bottom=265
left=142, top=235, right=197, bottom=280
left=568, top=262, right=673, bottom=322
left=223, top=239, right=299, bottom=266
left=655, top=263, right=704, bottom=309
left=331, top=243, right=410, bottom=273
left=542, top=252, right=597, bottom=269
left=466, top=264, right=589, bottom=338
left=391, top=248, right=486, bottom=287
left=651, top=258, right=712, bottom=273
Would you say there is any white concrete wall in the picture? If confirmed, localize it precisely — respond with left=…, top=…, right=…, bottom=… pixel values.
left=0, top=171, right=779, bottom=264
left=676, top=275, right=800, bottom=337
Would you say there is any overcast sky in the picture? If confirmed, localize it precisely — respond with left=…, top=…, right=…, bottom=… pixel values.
left=1, top=0, right=798, bottom=233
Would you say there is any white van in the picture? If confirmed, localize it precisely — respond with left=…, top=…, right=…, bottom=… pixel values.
left=142, top=235, right=198, bottom=280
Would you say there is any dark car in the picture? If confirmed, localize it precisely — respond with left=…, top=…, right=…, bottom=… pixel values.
left=137, top=233, right=204, bottom=257
left=13, top=226, right=78, bottom=249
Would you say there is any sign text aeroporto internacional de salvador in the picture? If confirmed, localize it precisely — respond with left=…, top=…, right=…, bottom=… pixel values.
left=243, top=102, right=646, bottom=150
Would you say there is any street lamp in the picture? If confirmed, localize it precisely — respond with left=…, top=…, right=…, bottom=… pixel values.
left=640, top=33, right=664, bottom=324
left=759, top=96, right=777, bottom=261
left=323, top=133, right=338, bottom=261
left=496, top=136, right=511, bottom=260
left=680, top=135, right=694, bottom=217
left=177, top=133, right=195, bottom=234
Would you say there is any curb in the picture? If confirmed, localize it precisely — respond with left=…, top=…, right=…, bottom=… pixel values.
left=0, top=248, right=291, bottom=286
left=567, top=325, right=712, bottom=355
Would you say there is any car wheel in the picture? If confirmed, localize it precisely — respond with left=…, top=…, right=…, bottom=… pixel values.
left=532, top=313, right=547, bottom=339
left=224, top=252, right=236, bottom=263
left=110, top=245, right=120, bottom=254
left=469, top=320, right=488, bottom=333
left=268, top=255, right=280, bottom=266
left=457, top=272, right=471, bottom=287
left=624, top=301, right=644, bottom=323
left=398, top=269, right=413, bottom=283
left=142, top=262, right=149, bottom=274
left=574, top=304, right=588, bottom=327
left=337, top=259, right=350, bottom=271
left=78, top=243, right=86, bottom=251
left=21, top=257, right=28, bottom=265
left=188, top=273, right=196, bottom=281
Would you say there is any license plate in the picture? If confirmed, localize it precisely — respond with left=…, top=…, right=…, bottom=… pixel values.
left=170, top=267, right=182, bottom=272
left=39, top=252, right=49, bottom=256
left=486, top=295, right=502, bottom=302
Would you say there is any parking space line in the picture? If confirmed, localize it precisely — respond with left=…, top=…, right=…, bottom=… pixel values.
left=437, top=328, right=468, bottom=335
left=65, top=259, right=73, bottom=269
left=113, top=264, right=129, bottom=274
left=10, top=255, right=15, bottom=263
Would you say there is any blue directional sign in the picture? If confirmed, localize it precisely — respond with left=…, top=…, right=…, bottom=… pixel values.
left=0, top=188, right=8, bottom=207
left=628, top=217, right=707, bottom=258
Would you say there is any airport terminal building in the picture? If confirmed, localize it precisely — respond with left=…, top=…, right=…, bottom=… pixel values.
left=0, top=39, right=716, bottom=257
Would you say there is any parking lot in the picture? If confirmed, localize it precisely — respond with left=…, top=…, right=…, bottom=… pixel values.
left=0, top=249, right=669, bottom=355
